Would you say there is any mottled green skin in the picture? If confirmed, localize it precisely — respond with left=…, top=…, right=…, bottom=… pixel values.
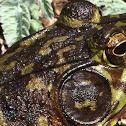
left=0, top=1, right=126, bottom=126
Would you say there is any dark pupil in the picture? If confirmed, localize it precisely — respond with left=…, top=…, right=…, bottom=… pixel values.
left=114, top=41, right=126, bottom=55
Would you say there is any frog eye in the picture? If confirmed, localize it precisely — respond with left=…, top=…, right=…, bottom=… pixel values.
left=104, top=30, right=126, bottom=66
left=113, top=40, right=126, bottom=56
left=55, top=63, right=111, bottom=125
left=90, top=27, right=126, bottom=66
left=58, top=1, right=101, bottom=27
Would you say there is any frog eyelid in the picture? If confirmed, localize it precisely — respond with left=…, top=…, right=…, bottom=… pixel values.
left=103, top=50, right=118, bottom=67
left=104, top=28, right=124, bottom=40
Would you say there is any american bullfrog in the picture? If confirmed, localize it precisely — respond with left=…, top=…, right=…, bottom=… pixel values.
left=0, top=0, right=126, bottom=126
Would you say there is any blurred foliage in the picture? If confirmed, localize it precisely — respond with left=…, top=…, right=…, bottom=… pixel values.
left=0, top=0, right=54, bottom=47
left=87, top=0, right=126, bottom=16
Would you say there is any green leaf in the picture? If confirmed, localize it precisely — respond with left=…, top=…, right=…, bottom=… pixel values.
left=30, top=3, right=42, bottom=20
left=30, top=19, right=43, bottom=34
left=37, top=0, right=54, bottom=21
left=19, top=0, right=36, bottom=7
left=87, top=0, right=126, bottom=15
left=0, top=0, right=31, bottom=47
left=31, top=3, right=39, bottom=10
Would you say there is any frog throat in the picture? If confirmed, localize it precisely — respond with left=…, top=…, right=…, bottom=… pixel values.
left=58, top=9, right=101, bottom=28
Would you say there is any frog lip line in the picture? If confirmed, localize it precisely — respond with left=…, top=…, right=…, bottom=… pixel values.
left=0, top=0, right=126, bottom=125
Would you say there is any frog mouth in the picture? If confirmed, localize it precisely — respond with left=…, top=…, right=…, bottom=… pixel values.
left=113, top=40, right=126, bottom=56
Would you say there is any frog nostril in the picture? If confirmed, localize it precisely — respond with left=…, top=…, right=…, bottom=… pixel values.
left=113, top=41, right=126, bottom=56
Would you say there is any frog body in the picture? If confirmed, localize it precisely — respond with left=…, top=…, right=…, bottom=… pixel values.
left=0, top=1, right=126, bottom=126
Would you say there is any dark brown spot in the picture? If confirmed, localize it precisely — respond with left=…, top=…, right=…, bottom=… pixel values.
left=105, top=67, right=124, bottom=90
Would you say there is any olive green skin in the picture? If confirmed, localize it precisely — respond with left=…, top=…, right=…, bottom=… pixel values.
left=0, top=1, right=126, bottom=126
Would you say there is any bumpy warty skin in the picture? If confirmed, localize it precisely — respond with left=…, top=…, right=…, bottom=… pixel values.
left=0, top=1, right=126, bottom=126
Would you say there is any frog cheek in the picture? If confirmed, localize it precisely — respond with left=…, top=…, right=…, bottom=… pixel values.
left=55, top=66, right=111, bottom=125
